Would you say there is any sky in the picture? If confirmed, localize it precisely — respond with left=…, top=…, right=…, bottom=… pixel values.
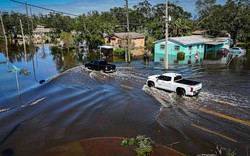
left=0, top=0, right=227, bottom=17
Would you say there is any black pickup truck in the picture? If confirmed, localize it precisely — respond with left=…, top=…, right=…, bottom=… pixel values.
left=85, top=60, right=116, bottom=72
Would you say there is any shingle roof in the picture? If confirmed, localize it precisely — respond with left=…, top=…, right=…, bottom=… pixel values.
left=109, top=32, right=145, bottom=39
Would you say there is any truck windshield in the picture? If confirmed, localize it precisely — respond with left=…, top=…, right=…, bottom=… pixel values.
left=174, top=76, right=182, bottom=81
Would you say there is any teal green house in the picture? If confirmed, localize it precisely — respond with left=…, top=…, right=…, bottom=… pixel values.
left=205, top=37, right=232, bottom=54
left=154, top=35, right=231, bottom=63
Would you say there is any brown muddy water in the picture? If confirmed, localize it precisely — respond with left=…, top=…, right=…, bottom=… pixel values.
left=0, top=44, right=250, bottom=156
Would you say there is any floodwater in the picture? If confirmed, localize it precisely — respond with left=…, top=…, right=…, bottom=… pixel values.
left=0, top=43, right=250, bottom=156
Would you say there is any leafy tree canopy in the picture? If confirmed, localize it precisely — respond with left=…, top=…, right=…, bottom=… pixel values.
left=2, top=0, right=249, bottom=50
left=195, top=0, right=250, bottom=44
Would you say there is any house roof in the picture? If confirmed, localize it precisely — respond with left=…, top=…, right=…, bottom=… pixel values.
left=107, top=32, right=145, bottom=39
left=154, top=36, right=231, bottom=46
left=205, top=37, right=231, bottom=45
left=98, top=46, right=114, bottom=49
left=169, top=35, right=212, bottom=45
left=214, top=37, right=231, bottom=42
left=33, top=25, right=54, bottom=33
left=192, top=30, right=207, bottom=35
left=153, top=39, right=166, bottom=44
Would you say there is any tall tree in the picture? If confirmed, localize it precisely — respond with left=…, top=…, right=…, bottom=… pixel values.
left=60, top=32, right=74, bottom=52
left=196, top=0, right=216, bottom=17
left=109, top=7, right=127, bottom=31
left=1, top=12, right=29, bottom=39
left=196, top=0, right=250, bottom=45
left=76, top=11, right=116, bottom=50
left=220, top=0, right=250, bottom=45
left=133, top=0, right=153, bottom=25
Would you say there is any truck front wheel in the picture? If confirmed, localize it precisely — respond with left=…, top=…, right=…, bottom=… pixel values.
left=147, top=81, right=155, bottom=88
left=177, top=88, right=185, bottom=96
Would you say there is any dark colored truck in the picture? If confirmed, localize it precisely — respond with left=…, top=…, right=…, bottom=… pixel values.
left=84, top=60, right=116, bottom=73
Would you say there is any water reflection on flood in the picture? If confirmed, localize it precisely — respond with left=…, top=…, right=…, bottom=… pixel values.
left=0, top=43, right=86, bottom=101
left=0, top=42, right=250, bottom=155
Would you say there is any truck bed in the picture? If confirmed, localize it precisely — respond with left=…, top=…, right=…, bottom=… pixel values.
left=175, top=79, right=201, bottom=86
left=85, top=60, right=116, bottom=72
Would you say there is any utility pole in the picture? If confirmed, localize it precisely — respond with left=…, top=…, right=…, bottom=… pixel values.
left=0, top=13, right=9, bottom=69
left=25, top=0, right=31, bottom=44
left=165, top=0, right=169, bottom=69
left=126, top=0, right=130, bottom=63
left=20, top=19, right=27, bottom=63
left=30, top=7, right=34, bottom=39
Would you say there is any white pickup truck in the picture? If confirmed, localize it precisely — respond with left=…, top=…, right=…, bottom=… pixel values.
left=146, top=73, right=202, bottom=96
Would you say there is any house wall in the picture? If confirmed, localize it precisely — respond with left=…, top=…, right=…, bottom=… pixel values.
left=104, top=37, right=109, bottom=45
left=133, top=38, right=145, bottom=48
left=154, top=41, right=205, bottom=62
left=206, top=44, right=222, bottom=53
left=105, top=36, right=122, bottom=47
left=130, top=38, right=145, bottom=56
left=223, top=39, right=231, bottom=49
left=206, top=39, right=231, bottom=53
left=105, top=36, right=145, bottom=56
left=33, top=32, right=52, bottom=44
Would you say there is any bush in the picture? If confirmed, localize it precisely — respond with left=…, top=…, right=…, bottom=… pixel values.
left=114, top=48, right=125, bottom=55
left=236, top=42, right=248, bottom=49
left=121, top=135, right=154, bottom=156
left=177, top=52, right=185, bottom=60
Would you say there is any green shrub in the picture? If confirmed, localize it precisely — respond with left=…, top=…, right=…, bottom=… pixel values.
left=177, top=52, right=185, bottom=60
left=237, top=42, right=247, bottom=49
left=114, top=48, right=125, bottom=55
left=236, top=42, right=245, bottom=46
left=121, top=135, right=154, bottom=156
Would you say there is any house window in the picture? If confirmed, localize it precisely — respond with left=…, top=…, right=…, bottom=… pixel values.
left=174, top=46, right=180, bottom=51
left=197, top=45, right=200, bottom=49
left=201, top=44, right=204, bottom=48
left=160, top=45, right=165, bottom=50
left=189, top=45, right=192, bottom=50
left=118, top=40, right=122, bottom=44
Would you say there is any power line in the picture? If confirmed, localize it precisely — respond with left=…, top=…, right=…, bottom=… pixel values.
left=9, top=0, right=78, bottom=17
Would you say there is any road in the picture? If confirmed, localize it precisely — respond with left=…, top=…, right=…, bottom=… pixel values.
left=0, top=57, right=250, bottom=155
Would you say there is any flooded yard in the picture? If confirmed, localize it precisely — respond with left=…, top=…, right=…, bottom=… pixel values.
left=0, top=43, right=249, bottom=155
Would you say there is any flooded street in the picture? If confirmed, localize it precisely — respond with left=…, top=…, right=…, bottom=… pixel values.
left=0, top=44, right=250, bottom=155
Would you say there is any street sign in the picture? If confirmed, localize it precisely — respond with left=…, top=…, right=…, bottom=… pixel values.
left=12, top=65, right=21, bottom=73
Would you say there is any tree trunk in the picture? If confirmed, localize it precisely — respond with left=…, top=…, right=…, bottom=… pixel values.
left=230, top=30, right=238, bottom=47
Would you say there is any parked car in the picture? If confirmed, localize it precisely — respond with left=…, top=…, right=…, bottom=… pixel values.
left=230, top=47, right=246, bottom=56
left=217, top=48, right=230, bottom=55
left=85, top=60, right=116, bottom=73
left=146, top=73, right=202, bottom=96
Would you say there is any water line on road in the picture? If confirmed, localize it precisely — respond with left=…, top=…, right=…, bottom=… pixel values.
left=191, top=124, right=238, bottom=143
left=199, top=108, right=250, bottom=127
